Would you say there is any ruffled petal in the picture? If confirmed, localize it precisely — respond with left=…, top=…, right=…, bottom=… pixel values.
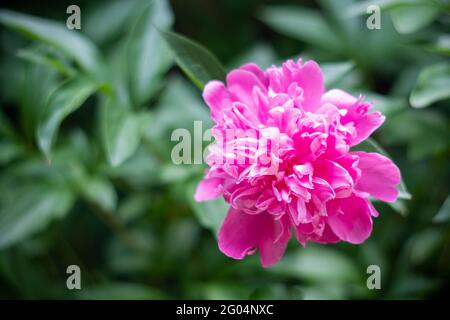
left=202, top=80, right=232, bottom=122
left=218, top=208, right=291, bottom=267
left=321, top=89, right=385, bottom=145
left=289, top=60, right=324, bottom=112
left=259, top=214, right=292, bottom=267
left=239, top=63, right=268, bottom=86
left=314, top=160, right=354, bottom=198
left=218, top=207, right=261, bottom=260
left=321, top=89, right=356, bottom=110
left=226, top=69, right=265, bottom=109
left=316, top=223, right=341, bottom=244
left=326, top=196, right=373, bottom=244
left=353, top=151, right=401, bottom=203
left=194, top=177, right=224, bottom=202
left=351, top=111, right=385, bottom=145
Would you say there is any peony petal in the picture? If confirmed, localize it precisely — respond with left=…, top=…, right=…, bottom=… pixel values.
left=290, top=60, right=324, bottom=112
left=321, top=89, right=357, bottom=110
left=203, top=80, right=232, bottom=122
left=218, top=207, right=261, bottom=260
left=334, top=153, right=361, bottom=184
left=351, top=111, right=385, bottom=146
left=321, top=89, right=385, bottom=145
left=353, top=151, right=401, bottom=203
left=312, top=177, right=335, bottom=202
left=194, top=177, right=223, bottom=202
left=326, top=196, right=373, bottom=244
left=226, top=69, right=265, bottom=109
left=316, top=223, right=341, bottom=244
left=314, top=160, right=354, bottom=198
left=240, top=63, right=268, bottom=86
left=259, top=214, right=291, bottom=267
left=218, top=208, right=291, bottom=267
left=287, top=197, right=310, bottom=225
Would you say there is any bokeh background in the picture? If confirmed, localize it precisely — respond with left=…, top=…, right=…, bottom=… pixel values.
left=0, top=0, right=449, bottom=299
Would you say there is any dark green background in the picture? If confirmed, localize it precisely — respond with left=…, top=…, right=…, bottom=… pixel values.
left=0, top=0, right=449, bottom=299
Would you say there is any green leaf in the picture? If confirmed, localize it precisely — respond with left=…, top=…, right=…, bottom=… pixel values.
left=346, top=0, right=433, bottom=16
left=410, top=63, right=450, bottom=108
left=380, top=110, right=448, bottom=161
left=433, top=196, right=450, bottom=224
left=37, top=77, right=100, bottom=161
left=425, top=34, right=450, bottom=56
left=362, top=92, right=406, bottom=116
left=17, top=47, right=77, bottom=77
left=78, top=283, right=166, bottom=300
left=300, top=284, right=350, bottom=300
left=353, top=138, right=412, bottom=201
left=389, top=273, right=440, bottom=299
left=106, top=228, right=155, bottom=273
left=270, top=246, right=360, bottom=284
left=0, top=182, right=74, bottom=249
left=390, top=3, right=439, bottom=34
left=0, top=109, right=17, bottom=141
left=107, top=146, right=161, bottom=189
left=358, top=240, right=388, bottom=276
left=386, top=199, right=409, bottom=216
left=347, top=0, right=441, bottom=34
left=229, top=43, right=277, bottom=70
left=186, top=181, right=228, bottom=236
left=163, top=219, right=200, bottom=261
left=202, top=282, right=252, bottom=300
left=0, top=9, right=103, bottom=76
left=84, top=0, right=141, bottom=44
left=408, top=228, right=445, bottom=265
left=100, top=85, right=142, bottom=167
left=142, top=77, right=213, bottom=159
left=79, top=176, right=117, bottom=213
left=17, top=58, right=60, bottom=142
left=0, top=141, right=24, bottom=165
left=258, top=6, right=341, bottom=51
left=129, top=0, right=174, bottom=104
left=158, top=29, right=226, bottom=89
left=159, top=164, right=201, bottom=184
left=117, top=193, right=152, bottom=223
left=321, top=61, right=354, bottom=87
left=319, top=0, right=360, bottom=36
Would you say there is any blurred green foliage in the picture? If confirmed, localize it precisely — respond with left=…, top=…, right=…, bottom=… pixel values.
left=0, top=0, right=449, bottom=299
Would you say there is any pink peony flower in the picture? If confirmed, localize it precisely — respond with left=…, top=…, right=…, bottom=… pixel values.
left=194, top=59, right=401, bottom=267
